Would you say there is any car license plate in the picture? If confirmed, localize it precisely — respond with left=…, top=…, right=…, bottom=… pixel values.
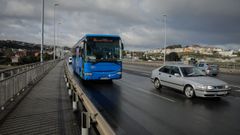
left=217, top=91, right=226, bottom=94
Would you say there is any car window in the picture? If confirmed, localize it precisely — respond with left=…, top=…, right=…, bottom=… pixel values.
left=198, top=63, right=204, bottom=67
left=180, top=67, right=205, bottom=77
left=159, top=66, right=171, bottom=74
left=170, top=66, right=180, bottom=75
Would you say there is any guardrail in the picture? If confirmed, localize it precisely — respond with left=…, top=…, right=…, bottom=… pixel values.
left=208, top=62, right=240, bottom=70
left=0, top=62, right=48, bottom=80
left=63, top=62, right=115, bottom=135
left=123, top=61, right=240, bottom=74
left=0, top=60, right=59, bottom=110
left=123, top=61, right=162, bottom=67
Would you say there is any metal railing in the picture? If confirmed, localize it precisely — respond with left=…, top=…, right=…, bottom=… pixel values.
left=64, top=62, right=115, bottom=135
left=208, top=62, right=240, bottom=70
left=0, top=62, right=48, bottom=80
left=123, top=61, right=240, bottom=73
left=0, top=60, right=59, bottom=110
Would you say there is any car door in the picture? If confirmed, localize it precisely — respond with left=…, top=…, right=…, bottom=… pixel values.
left=159, top=66, right=171, bottom=87
left=168, top=66, right=184, bottom=91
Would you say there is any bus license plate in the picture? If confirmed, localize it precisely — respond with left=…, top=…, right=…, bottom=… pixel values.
left=100, top=77, right=109, bottom=80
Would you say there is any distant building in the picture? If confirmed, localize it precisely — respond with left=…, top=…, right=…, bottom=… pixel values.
left=213, top=47, right=223, bottom=52
left=143, top=44, right=239, bottom=60
left=183, top=47, right=193, bottom=53
left=34, top=52, right=40, bottom=57
left=11, top=55, right=20, bottom=63
left=15, top=50, right=27, bottom=57
left=219, top=50, right=237, bottom=57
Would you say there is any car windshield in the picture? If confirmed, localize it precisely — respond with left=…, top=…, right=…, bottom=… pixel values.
left=198, top=63, right=205, bottom=67
left=180, top=66, right=205, bottom=77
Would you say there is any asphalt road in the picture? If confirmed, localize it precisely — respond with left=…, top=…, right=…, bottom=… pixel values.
left=68, top=63, right=240, bottom=135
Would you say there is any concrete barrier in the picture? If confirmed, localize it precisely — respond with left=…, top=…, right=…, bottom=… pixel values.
left=64, top=62, right=116, bottom=135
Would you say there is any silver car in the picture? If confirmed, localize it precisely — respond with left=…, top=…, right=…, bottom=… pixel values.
left=151, top=64, right=230, bottom=98
left=197, top=62, right=218, bottom=76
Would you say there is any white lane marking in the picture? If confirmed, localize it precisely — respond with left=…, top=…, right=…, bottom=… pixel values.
left=116, top=80, right=175, bottom=103
left=141, top=72, right=150, bottom=76
left=234, top=90, right=240, bottom=92
left=123, top=68, right=150, bottom=74
left=230, top=85, right=240, bottom=89
left=137, top=87, right=176, bottom=103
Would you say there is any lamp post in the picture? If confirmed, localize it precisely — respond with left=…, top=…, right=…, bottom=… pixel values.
left=163, top=14, right=167, bottom=65
left=57, top=22, right=61, bottom=45
left=53, top=3, right=59, bottom=60
left=56, top=22, right=61, bottom=58
left=41, top=0, right=45, bottom=62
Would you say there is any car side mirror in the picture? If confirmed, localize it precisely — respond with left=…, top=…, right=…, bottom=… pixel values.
left=174, top=73, right=181, bottom=77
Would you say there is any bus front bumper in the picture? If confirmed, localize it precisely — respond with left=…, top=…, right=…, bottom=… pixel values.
left=83, top=71, right=122, bottom=80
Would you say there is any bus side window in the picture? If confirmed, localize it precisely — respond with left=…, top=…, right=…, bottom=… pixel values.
left=83, top=41, right=87, bottom=59
left=76, top=47, right=79, bottom=57
left=79, top=47, right=82, bottom=56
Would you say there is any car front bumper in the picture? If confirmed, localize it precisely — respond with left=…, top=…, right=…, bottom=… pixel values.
left=195, top=89, right=231, bottom=97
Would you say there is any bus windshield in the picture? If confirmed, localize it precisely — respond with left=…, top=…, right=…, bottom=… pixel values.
left=86, top=38, right=120, bottom=62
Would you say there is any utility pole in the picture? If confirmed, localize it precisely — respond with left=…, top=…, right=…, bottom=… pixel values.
left=41, top=0, right=45, bottom=62
left=53, top=3, right=59, bottom=60
left=163, top=14, right=167, bottom=65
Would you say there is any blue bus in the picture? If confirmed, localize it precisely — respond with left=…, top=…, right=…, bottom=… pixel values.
left=72, top=34, right=124, bottom=80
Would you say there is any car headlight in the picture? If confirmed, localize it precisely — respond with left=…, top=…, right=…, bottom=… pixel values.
left=196, top=85, right=207, bottom=90
left=225, top=85, right=229, bottom=89
left=207, top=86, right=214, bottom=90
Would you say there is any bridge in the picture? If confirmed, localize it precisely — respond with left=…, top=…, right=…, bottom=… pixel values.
left=0, top=60, right=240, bottom=135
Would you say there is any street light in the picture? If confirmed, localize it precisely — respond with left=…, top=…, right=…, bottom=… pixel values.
left=53, top=3, right=59, bottom=60
left=163, top=14, right=167, bottom=65
left=56, top=22, right=61, bottom=58
left=56, top=22, right=61, bottom=46
left=41, top=0, right=45, bottom=63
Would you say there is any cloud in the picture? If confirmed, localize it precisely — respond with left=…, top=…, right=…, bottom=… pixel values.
left=0, top=0, right=239, bottom=50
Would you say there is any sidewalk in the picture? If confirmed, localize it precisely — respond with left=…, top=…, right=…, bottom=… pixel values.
left=0, top=61, right=81, bottom=135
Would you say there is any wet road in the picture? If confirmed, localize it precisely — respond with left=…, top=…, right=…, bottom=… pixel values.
left=69, top=63, right=240, bottom=135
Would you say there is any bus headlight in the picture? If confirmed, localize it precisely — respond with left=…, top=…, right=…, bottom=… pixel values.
left=84, top=73, right=92, bottom=76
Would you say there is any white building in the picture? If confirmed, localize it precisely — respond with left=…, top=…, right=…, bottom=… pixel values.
left=219, top=50, right=237, bottom=57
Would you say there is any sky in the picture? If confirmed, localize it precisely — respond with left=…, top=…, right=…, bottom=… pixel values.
left=0, top=0, right=240, bottom=50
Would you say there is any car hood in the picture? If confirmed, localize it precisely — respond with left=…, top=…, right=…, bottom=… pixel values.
left=184, top=76, right=227, bottom=86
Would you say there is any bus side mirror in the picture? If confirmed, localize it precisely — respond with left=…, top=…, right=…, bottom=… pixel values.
left=121, top=43, right=124, bottom=50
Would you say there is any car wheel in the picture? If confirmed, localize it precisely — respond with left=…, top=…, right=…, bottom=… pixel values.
left=154, top=78, right=161, bottom=90
left=184, top=86, right=195, bottom=98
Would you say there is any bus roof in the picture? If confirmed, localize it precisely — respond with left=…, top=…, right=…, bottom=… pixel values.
left=84, top=34, right=120, bottom=38
left=73, top=34, right=121, bottom=48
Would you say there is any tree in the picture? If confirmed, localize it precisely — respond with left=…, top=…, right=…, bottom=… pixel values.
left=166, top=52, right=180, bottom=61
